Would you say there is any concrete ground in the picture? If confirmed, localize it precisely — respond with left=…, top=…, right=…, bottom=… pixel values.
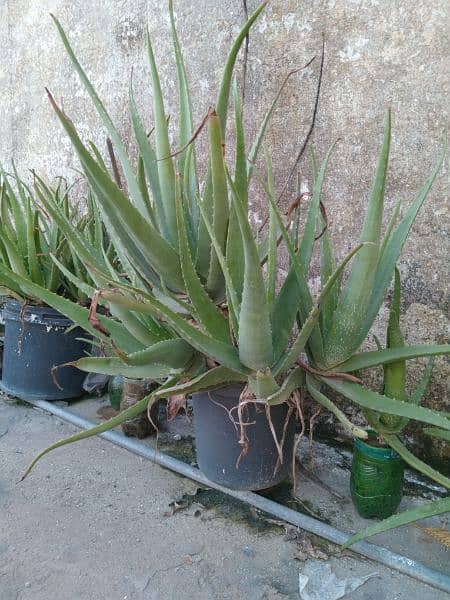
left=1, top=394, right=449, bottom=600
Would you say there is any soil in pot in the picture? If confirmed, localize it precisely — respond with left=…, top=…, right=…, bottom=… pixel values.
left=1, top=299, right=90, bottom=401
left=350, top=432, right=404, bottom=519
left=192, top=384, right=296, bottom=491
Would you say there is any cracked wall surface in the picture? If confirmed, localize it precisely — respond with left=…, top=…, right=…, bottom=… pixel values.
left=0, top=1, right=448, bottom=453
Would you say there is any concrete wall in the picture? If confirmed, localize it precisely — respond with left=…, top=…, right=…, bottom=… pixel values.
left=1, top=1, right=448, bottom=452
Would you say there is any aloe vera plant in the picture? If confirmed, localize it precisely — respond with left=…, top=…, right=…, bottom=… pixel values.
left=15, top=0, right=341, bottom=471
left=285, top=121, right=450, bottom=542
left=0, top=168, right=100, bottom=305
left=364, top=267, right=436, bottom=436
left=11, top=1, right=449, bottom=543
left=343, top=268, right=450, bottom=546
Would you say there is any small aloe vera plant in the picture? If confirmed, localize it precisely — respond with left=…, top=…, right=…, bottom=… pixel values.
left=6, top=1, right=449, bottom=544
left=343, top=269, right=450, bottom=547
left=0, top=168, right=98, bottom=304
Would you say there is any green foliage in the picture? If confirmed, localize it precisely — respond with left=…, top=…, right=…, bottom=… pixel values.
left=12, top=1, right=448, bottom=547
left=343, top=496, right=450, bottom=548
left=0, top=169, right=103, bottom=304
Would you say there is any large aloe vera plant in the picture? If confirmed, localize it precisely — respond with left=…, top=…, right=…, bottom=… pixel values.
left=12, top=1, right=450, bottom=543
left=16, top=0, right=361, bottom=458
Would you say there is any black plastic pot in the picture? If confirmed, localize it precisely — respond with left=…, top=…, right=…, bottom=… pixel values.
left=0, top=299, right=90, bottom=401
left=192, top=384, right=296, bottom=491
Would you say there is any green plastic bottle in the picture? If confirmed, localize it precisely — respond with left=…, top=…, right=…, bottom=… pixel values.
left=350, top=435, right=404, bottom=519
left=108, top=375, right=123, bottom=411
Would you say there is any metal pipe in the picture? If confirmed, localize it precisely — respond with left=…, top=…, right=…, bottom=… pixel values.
left=26, top=399, right=450, bottom=593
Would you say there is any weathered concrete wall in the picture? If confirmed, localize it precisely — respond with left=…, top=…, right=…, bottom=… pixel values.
left=1, top=1, right=448, bottom=436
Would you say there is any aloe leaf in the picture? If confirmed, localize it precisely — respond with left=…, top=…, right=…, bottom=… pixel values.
left=0, top=231, right=27, bottom=277
left=361, top=145, right=447, bottom=346
left=271, top=272, right=300, bottom=364
left=225, top=80, right=247, bottom=301
left=0, top=229, right=10, bottom=266
left=336, top=345, right=450, bottom=373
left=410, top=357, right=434, bottom=406
left=50, top=254, right=95, bottom=299
left=87, top=256, right=180, bottom=340
left=22, top=389, right=161, bottom=480
left=254, top=167, right=323, bottom=364
left=306, top=375, right=368, bottom=438
left=196, top=196, right=240, bottom=336
left=183, top=143, right=199, bottom=239
left=9, top=166, right=29, bottom=257
left=128, top=86, right=168, bottom=238
left=364, top=406, right=409, bottom=435
left=0, top=169, right=26, bottom=254
left=383, top=433, right=450, bottom=489
left=323, top=378, right=450, bottom=431
left=53, top=252, right=161, bottom=347
left=266, top=367, right=305, bottom=406
left=225, top=206, right=244, bottom=303
left=114, top=339, right=194, bottom=367
left=102, top=290, right=248, bottom=375
left=342, top=496, right=450, bottom=548
left=179, top=172, right=197, bottom=256
left=195, top=1, right=267, bottom=276
left=215, top=1, right=267, bottom=129
left=51, top=15, right=148, bottom=218
left=298, top=142, right=337, bottom=274
left=34, top=178, right=108, bottom=282
left=247, top=369, right=279, bottom=399
left=423, top=427, right=450, bottom=442
left=315, top=153, right=341, bottom=337
left=379, top=199, right=401, bottom=258
left=0, top=182, right=15, bottom=247
left=275, top=243, right=367, bottom=376
left=325, top=113, right=391, bottom=366
left=47, top=94, right=184, bottom=291
left=288, top=176, right=302, bottom=248
left=137, top=156, right=155, bottom=224
left=175, top=176, right=230, bottom=344
left=35, top=138, right=138, bottom=287
left=247, top=67, right=298, bottom=181
left=233, top=79, right=248, bottom=207
left=226, top=171, right=273, bottom=370
left=169, top=0, right=198, bottom=198
left=319, top=215, right=339, bottom=336
left=379, top=267, right=407, bottom=429
left=146, top=31, right=178, bottom=245
left=206, top=112, right=229, bottom=299
left=88, top=141, right=109, bottom=172
left=72, top=340, right=195, bottom=379
left=70, top=357, right=185, bottom=379
left=153, top=365, right=245, bottom=399
left=265, top=147, right=277, bottom=308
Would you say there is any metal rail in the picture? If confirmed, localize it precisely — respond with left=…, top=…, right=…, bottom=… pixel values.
left=25, top=399, right=450, bottom=593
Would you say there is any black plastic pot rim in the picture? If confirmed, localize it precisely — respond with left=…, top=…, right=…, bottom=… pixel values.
left=4, top=298, right=74, bottom=327
left=0, top=379, right=79, bottom=402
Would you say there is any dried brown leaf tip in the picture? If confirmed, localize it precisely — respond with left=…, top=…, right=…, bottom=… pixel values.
left=167, top=394, right=188, bottom=421
left=88, top=289, right=110, bottom=336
